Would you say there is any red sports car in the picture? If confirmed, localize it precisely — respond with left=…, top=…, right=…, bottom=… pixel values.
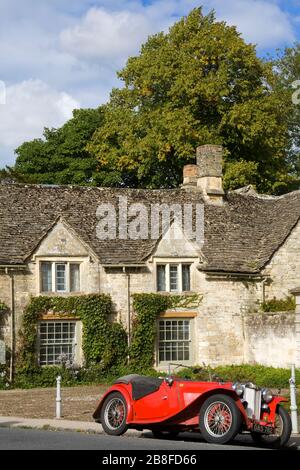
left=93, top=373, right=292, bottom=448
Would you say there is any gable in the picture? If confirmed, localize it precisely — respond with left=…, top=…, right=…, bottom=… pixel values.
left=153, top=221, right=200, bottom=259
left=263, top=218, right=300, bottom=273
left=33, top=220, right=89, bottom=258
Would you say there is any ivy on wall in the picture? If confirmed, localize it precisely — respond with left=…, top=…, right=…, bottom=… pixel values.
left=0, top=301, right=8, bottom=312
left=17, top=294, right=128, bottom=372
left=129, top=293, right=202, bottom=369
left=261, top=296, right=296, bottom=313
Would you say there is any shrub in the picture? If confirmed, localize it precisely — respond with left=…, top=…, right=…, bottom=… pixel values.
left=176, top=364, right=300, bottom=389
left=0, top=365, right=10, bottom=390
left=261, top=296, right=296, bottom=312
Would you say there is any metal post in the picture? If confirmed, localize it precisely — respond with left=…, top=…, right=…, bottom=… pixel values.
left=56, top=375, right=62, bottom=419
left=289, top=364, right=298, bottom=434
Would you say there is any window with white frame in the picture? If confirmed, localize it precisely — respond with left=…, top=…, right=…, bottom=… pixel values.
left=158, top=318, right=192, bottom=363
left=156, top=263, right=191, bottom=292
left=40, top=261, right=81, bottom=293
left=38, top=321, right=78, bottom=366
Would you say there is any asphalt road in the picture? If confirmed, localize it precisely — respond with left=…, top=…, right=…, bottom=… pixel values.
left=0, top=427, right=269, bottom=450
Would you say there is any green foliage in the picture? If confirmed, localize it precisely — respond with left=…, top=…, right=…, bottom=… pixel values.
left=2, top=9, right=299, bottom=194
left=16, top=294, right=128, bottom=376
left=0, top=365, right=10, bottom=390
left=130, top=293, right=202, bottom=368
left=174, top=364, right=300, bottom=389
left=261, top=296, right=296, bottom=312
left=11, top=108, right=104, bottom=185
left=274, top=44, right=300, bottom=192
left=212, top=364, right=300, bottom=389
left=14, top=365, right=80, bottom=389
left=88, top=8, right=290, bottom=193
left=0, top=300, right=8, bottom=312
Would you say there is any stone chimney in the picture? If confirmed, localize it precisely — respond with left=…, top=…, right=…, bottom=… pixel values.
left=182, top=144, right=224, bottom=204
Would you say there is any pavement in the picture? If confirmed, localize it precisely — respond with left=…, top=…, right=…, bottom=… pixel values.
left=0, top=415, right=142, bottom=436
left=0, top=415, right=300, bottom=449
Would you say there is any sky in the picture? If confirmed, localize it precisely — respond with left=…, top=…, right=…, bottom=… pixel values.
left=0, top=0, right=300, bottom=167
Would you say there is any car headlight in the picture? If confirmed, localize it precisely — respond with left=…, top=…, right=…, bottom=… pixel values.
left=232, top=382, right=244, bottom=397
left=262, top=388, right=273, bottom=403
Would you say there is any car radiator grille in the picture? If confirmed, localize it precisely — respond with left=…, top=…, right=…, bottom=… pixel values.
left=243, top=388, right=261, bottom=420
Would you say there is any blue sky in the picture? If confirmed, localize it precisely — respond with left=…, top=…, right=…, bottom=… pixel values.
left=0, top=0, right=300, bottom=167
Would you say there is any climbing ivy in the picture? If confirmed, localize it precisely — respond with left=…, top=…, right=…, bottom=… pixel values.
left=129, top=293, right=202, bottom=368
left=16, top=294, right=128, bottom=372
left=261, top=296, right=296, bottom=313
left=0, top=301, right=8, bottom=312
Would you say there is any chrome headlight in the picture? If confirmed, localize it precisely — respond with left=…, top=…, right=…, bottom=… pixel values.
left=232, top=382, right=244, bottom=397
left=262, top=388, right=273, bottom=403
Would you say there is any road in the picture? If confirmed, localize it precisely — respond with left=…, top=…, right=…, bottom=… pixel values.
left=0, top=427, right=269, bottom=450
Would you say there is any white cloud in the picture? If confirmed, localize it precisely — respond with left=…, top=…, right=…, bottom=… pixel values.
left=0, top=79, right=79, bottom=166
left=60, top=6, right=170, bottom=64
left=207, top=0, right=295, bottom=48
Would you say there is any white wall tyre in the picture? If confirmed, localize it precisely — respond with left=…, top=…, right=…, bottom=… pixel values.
left=199, top=394, right=242, bottom=445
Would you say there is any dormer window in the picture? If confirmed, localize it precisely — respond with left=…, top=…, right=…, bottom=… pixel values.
left=156, top=263, right=191, bottom=292
left=40, top=261, right=81, bottom=293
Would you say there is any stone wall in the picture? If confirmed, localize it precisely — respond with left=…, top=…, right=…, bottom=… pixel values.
left=263, top=220, right=300, bottom=300
left=243, top=312, right=296, bottom=367
left=1, top=216, right=299, bottom=369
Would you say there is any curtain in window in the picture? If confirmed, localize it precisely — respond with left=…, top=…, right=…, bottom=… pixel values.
left=41, top=262, right=52, bottom=292
left=182, top=264, right=191, bottom=291
left=157, top=265, right=166, bottom=291
left=70, top=264, right=80, bottom=292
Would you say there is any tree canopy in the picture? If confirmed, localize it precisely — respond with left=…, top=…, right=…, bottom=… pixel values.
left=87, top=8, right=292, bottom=193
left=1, top=7, right=299, bottom=194
left=273, top=44, right=300, bottom=192
left=10, top=107, right=104, bottom=185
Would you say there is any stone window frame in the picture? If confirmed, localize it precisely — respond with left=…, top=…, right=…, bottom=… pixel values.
left=36, top=257, right=85, bottom=295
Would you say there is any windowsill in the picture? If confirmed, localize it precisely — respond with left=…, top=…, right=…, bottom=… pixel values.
left=155, top=363, right=193, bottom=371
left=39, top=291, right=84, bottom=296
left=156, top=291, right=195, bottom=295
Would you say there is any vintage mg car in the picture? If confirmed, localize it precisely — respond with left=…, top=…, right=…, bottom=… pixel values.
left=93, top=372, right=292, bottom=448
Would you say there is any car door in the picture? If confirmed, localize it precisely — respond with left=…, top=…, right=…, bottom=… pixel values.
left=133, top=380, right=179, bottom=420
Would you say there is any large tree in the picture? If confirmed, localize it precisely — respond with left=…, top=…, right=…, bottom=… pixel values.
left=11, top=107, right=104, bottom=185
left=87, top=8, right=291, bottom=193
left=273, top=44, right=300, bottom=192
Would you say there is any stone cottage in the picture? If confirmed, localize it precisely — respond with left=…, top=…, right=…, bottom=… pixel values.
left=0, top=144, right=300, bottom=370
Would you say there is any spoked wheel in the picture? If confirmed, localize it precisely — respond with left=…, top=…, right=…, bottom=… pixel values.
left=152, top=430, right=180, bottom=439
left=250, top=406, right=292, bottom=449
left=100, top=392, right=128, bottom=436
left=199, top=394, right=241, bottom=444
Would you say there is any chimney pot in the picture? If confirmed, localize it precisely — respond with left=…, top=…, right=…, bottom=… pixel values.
left=181, top=144, right=224, bottom=204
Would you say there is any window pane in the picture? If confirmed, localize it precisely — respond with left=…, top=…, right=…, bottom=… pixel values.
left=70, top=264, right=80, bottom=292
left=55, top=264, right=66, bottom=292
left=169, top=265, right=178, bottom=291
left=157, top=265, right=166, bottom=291
left=39, top=321, right=76, bottom=366
left=158, top=319, right=191, bottom=363
left=182, top=264, right=191, bottom=291
left=41, top=262, right=52, bottom=292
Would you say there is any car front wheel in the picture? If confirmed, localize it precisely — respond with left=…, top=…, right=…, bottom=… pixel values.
left=199, top=394, right=242, bottom=445
left=250, top=405, right=291, bottom=449
left=100, top=392, right=128, bottom=436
